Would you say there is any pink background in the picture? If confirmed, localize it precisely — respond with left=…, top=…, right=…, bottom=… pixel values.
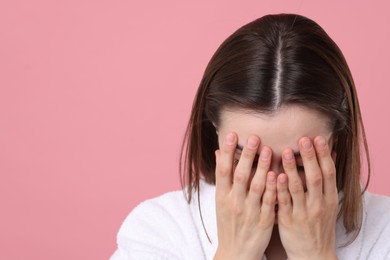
left=1, top=1, right=389, bottom=259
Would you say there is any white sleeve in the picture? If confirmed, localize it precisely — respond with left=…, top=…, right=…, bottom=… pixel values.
left=363, top=193, right=390, bottom=259
left=109, top=199, right=183, bottom=260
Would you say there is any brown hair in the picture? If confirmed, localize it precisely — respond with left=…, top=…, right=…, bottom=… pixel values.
left=179, top=13, right=370, bottom=242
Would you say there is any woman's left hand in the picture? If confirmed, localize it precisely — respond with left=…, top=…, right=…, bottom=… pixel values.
left=276, top=136, right=338, bottom=260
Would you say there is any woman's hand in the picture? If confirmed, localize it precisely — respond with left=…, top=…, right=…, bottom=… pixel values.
left=214, top=132, right=276, bottom=260
left=276, top=136, right=338, bottom=260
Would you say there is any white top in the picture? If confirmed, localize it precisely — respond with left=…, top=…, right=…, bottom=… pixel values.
left=110, top=179, right=390, bottom=260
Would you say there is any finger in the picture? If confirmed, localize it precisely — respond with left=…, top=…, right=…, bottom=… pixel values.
left=248, top=146, right=272, bottom=209
left=260, top=171, right=277, bottom=218
left=232, top=135, right=260, bottom=201
left=215, top=132, right=237, bottom=196
left=313, top=136, right=337, bottom=201
left=277, top=173, right=292, bottom=217
left=299, top=137, right=323, bottom=203
left=282, top=148, right=305, bottom=212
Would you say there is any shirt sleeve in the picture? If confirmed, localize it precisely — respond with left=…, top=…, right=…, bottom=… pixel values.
left=109, top=199, right=183, bottom=260
left=363, top=193, right=390, bottom=259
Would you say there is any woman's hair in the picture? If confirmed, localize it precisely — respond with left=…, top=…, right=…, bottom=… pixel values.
left=179, top=13, right=370, bottom=242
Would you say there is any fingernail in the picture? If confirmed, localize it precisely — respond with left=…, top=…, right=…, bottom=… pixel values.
left=268, top=173, right=276, bottom=182
left=315, top=137, right=326, bottom=148
left=225, top=133, right=235, bottom=145
left=301, top=138, right=312, bottom=150
left=279, top=175, right=287, bottom=184
left=283, top=150, right=293, bottom=160
left=261, top=148, right=270, bottom=160
left=247, top=137, right=258, bottom=148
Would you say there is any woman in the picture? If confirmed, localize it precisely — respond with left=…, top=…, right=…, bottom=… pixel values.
left=111, top=13, right=390, bottom=259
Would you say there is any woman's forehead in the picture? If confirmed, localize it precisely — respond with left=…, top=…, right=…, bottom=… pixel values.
left=218, top=105, right=333, bottom=153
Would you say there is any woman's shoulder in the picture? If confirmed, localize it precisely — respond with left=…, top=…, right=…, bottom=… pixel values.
left=117, top=187, right=192, bottom=239
left=362, top=191, right=390, bottom=237
left=111, top=180, right=217, bottom=260
left=111, top=189, right=190, bottom=259
left=363, top=190, right=390, bottom=215
left=127, top=179, right=215, bottom=221
left=131, top=188, right=189, bottom=216
left=357, top=191, right=390, bottom=258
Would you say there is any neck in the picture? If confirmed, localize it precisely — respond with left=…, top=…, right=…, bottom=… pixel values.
left=264, top=226, right=287, bottom=260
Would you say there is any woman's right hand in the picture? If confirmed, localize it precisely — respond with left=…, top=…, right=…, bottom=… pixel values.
left=214, top=132, right=277, bottom=260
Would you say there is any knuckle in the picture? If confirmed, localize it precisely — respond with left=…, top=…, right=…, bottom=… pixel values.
left=216, top=164, right=231, bottom=177
left=234, top=171, right=249, bottom=184
left=302, top=150, right=316, bottom=161
left=327, top=197, right=339, bottom=209
left=314, top=143, right=327, bottom=154
left=230, top=201, right=244, bottom=215
left=215, top=194, right=227, bottom=206
left=276, top=184, right=286, bottom=194
left=262, top=194, right=274, bottom=205
left=257, top=160, right=270, bottom=172
left=283, top=161, right=296, bottom=171
left=241, top=149, right=256, bottom=160
left=266, top=180, right=277, bottom=191
left=312, top=205, right=325, bottom=219
left=277, top=190, right=290, bottom=205
left=250, top=181, right=265, bottom=195
left=221, top=146, right=234, bottom=155
left=279, top=197, right=290, bottom=206
left=324, top=167, right=336, bottom=178
left=289, top=180, right=303, bottom=194
left=316, top=143, right=330, bottom=155
left=309, top=173, right=322, bottom=186
left=277, top=182, right=288, bottom=192
left=259, top=215, right=274, bottom=227
left=316, top=150, right=327, bottom=159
